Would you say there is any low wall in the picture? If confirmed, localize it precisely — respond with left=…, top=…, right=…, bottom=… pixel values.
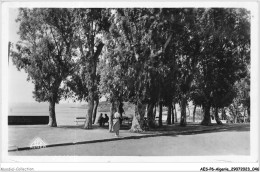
left=8, top=116, right=49, bottom=125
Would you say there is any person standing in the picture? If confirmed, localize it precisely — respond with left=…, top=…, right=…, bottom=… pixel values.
left=113, top=111, right=121, bottom=137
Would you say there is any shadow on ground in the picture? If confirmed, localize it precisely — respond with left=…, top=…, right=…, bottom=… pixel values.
left=58, top=123, right=250, bottom=137
left=58, top=124, right=131, bottom=130
left=31, top=124, right=251, bottom=150
left=9, top=123, right=250, bottom=153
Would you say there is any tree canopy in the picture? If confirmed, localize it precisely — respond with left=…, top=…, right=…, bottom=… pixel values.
left=11, top=8, right=79, bottom=126
left=11, top=8, right=250, bottom=130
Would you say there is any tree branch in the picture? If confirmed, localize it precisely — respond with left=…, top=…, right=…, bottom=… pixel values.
left=93, top=42, right=104, bottom=59
left=163, top=32, right=173, bottom=52
left=50, top=26, right=61, bottom=54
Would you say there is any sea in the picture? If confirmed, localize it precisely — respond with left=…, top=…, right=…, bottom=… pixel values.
left=8, top=102, right=174, bottom=126
left=8, top=102, right=102, bottom=125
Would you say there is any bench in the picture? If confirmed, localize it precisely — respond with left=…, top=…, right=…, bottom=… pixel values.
left=75, top=117, right=86, bottom=125
left=75, top=117, right=109, bottom=126
left=99, top=118, right=109, bottom=126
left=75, top=116, right=132, bottom=126
left=122, top=116, right=133, bottom=125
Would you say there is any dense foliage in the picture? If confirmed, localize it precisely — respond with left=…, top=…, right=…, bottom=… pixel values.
left=11, top=8, right=250, bottom=130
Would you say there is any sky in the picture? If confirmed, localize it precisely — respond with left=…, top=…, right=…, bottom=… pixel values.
left=8, top=8, right=36, bottom=103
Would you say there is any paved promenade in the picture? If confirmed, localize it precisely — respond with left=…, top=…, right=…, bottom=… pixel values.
left=8, top=123, right=250, bottom=152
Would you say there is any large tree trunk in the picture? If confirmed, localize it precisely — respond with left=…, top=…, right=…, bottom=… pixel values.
left=159, top=102, right=163, bottom=127
left=234, top=116, right=237, bottom=123
left=174, top=104, right=178, bottom=123
left=109, top=101, right=115, bottom=132
left=234, top=109, right=238, bottom=123
left=235, top=108, right=239, bottom=123
left=243, top=109, right=246, bottom=123
left=118, top=101, right=124, bottom=125
left=118, top=101, right=124, bottom=118
left=92, top=99, right=99, bottom=124
left=221, top=108, right=226, bottom=120
left=167, top=104, right=172, bottom=125
left=180, top=98, right=187, bottom=126
left=193, top=105, right=197, bottom=122
left=171, top=104, right=174, bottom=124
left=147, top=102, right=156, bottom=128
left=187, top=105, right=190, bottom=117
left=247, top=107, right=250, bottom=122
left=48, top=100, right=57, bottom=127
left=153, top=104, right=157, bottom=119
left=229, top=106, right=235, bottom=123
left=201, top=104, right=211, bottom=126
left=84, top=97, right=94, bottom=129
left=214, top=107, right=222, bottom=124
left=130, top=101, right=146, bottom=132
left=84, top=43, right=104, bottom=129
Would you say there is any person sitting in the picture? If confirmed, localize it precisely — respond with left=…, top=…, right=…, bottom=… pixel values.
left=98, top=113, right=104, bottom=127
left=103, top=114, right=109, bottom=125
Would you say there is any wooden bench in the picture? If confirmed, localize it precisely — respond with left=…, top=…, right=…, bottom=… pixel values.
left=99, top=118, right=109, bottom=126
left=75, top=116, right=132, bottom=126
left=122, top=116, right=133, bottom=125
left=75, top=117, right=86, bottom=125
left=75, top=117, right=110, bottom=126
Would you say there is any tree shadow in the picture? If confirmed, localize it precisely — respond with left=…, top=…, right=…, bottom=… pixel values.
left=58, top=124, right=131, bottom=130
left=57, top=123, right=250, bottom=135
left=136, top=123, right=250, bottom=135
left=10, top=124, right=249, bottom=152
left=43, top=124, right=250, bottom=149
left=163, top=124, right=250, bottom=137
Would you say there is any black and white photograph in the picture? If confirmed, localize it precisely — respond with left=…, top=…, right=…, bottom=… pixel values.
left=0, top=1, right=259, bottom=171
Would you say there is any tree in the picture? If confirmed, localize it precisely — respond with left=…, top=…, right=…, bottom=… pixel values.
left=71, top=9, right=111, bottom=129
left=193, top=104, right=197, bottom=122
left=195, top=8, right=250, bottom=125
left=100, top=8, right=250, bottom=130
left=228, top=72, right=250, bottom=123
left=173, top=9, right=202, bottom=126
left=11, top=8, right=78, bottom=127
left=105, top=8, right=203, bottom=129
left=112, top=8, right=181, bottom=131
left=158, top=102, right=163, bottom=126
left=241, top=73, right=250, bottom=120
left=101, top=8, right=150, bottom=132
left=236, top=68, right=250, bottom=121
left=99, top=44, right=130, bottom=131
